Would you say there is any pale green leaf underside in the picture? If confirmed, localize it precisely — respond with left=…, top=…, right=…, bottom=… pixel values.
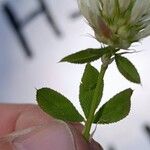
left=37, top=88, right=84, bottom=122
left=115, top=55, right=141, bottom=84
left=94, top=88, right=133, bottom=124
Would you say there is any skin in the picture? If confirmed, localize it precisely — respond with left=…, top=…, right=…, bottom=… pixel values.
left=0, top=104, right=103, bottom=150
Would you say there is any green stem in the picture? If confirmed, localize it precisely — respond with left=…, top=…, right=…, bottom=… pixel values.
left=82, top=60, right=110, bottom=140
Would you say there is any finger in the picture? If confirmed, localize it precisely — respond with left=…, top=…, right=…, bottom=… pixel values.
left=0, top=104, right=35, bottom=136
left=68, top=124, right=103, bottom=150
left=0, top=120, right=89, bottom=150
left=14, top=107, right=102, bottom=149
left=0, top=104, right=103, bottom=150
left=89, top=140, right=103, bottom=150
left=0, top=104, right=54, bottom=136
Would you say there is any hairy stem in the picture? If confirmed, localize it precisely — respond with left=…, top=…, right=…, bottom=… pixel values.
left=82, top=57, right=110, bottom=140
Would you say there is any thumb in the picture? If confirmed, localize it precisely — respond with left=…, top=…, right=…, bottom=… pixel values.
left=0, top=120, right=102, bottom=150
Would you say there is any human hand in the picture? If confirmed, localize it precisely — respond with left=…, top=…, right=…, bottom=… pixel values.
left=0, top=104, right=102, bottom=150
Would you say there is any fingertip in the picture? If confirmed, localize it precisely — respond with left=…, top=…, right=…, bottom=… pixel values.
left=68, top=124, right=90, bottom=150
left=89, top=140, right=103, bottom=150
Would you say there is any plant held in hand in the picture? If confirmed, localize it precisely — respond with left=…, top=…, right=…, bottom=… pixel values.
left=36, top=0, right=150, bottom=141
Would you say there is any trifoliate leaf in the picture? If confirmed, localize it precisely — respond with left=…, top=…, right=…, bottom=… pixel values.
left=60, top=47, right=111, bottom=64
left=115, top=54, right=141, bottom=84
left=94, top=88, right=133, bottom=124
left=37, top=88, right=84, bottom=122
left=79, top=64, right=104, bottom=119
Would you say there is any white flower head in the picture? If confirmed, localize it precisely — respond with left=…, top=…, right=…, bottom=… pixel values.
left=77, top=0, right=150, bottom=49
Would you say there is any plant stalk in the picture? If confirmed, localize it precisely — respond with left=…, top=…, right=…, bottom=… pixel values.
left=82, top=57, right=110, bottom=140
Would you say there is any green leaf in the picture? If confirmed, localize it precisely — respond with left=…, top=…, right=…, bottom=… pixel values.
left=60, top=47, right=111, bottom=64
left=115, top=54, right=141, bottom=84
left=94, top=88, right=133, bottom=124
left=79, top=64, right=103, bottom=119
left=37, top=88, right=84, bottom=122
left=81, top=63, right=99, bottom=89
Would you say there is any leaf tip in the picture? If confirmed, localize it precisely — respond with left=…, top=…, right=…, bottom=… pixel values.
left=35, top=87, right=38, bottom=91
left=59, top=58, right=65, bottom=63
left=126, top=88, right=134, bottom=95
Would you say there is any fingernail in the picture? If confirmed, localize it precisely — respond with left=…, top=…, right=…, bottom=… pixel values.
left=1, top=120, right=76, bottom=150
